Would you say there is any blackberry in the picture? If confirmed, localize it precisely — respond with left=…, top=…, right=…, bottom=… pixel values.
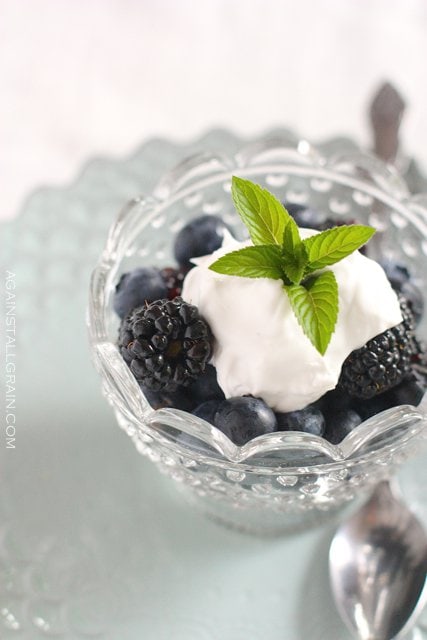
left=400, top=280, right=424, bottom=325
left=411, top=337, right=427, bottom=390
left=160, top=266, right=188, bottom=300
left=118, top=297, right=213, bottom=392
left=338, top=296, right=417, bottom=399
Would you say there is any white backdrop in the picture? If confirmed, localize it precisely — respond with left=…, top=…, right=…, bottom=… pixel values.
left=1, top=0, right=427, bottom=220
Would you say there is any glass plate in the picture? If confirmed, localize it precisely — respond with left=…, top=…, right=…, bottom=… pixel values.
left=1, top=128, right=427, bottom=639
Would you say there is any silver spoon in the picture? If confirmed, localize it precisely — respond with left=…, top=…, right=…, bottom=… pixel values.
left=329, top=85, right=427, bottom=639
left=369, top=81, right=405, bottom=166
left=329, top=480, right=427, bottom=639
left=368, top=81, right=426, bottom=193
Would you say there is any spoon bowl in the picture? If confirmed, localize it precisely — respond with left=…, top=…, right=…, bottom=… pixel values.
left=329, top=480, right=427, bottom=640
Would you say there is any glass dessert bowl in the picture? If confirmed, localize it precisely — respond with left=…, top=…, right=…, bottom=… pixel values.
left=88, top=133, right=427, bottom=535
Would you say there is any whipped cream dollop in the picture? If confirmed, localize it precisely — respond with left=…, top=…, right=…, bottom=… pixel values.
left=182, top=231, right=403, bottom=412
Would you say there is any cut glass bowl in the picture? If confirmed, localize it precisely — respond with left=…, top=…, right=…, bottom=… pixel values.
left=88, top=132, right=427, bottom=534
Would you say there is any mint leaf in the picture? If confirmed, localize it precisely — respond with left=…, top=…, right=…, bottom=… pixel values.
left=231, top=176, right=289, bottom=246
left=285, top=271, right=338, bottom=355
left=282, top=216, right=302, bottom=255
left=303, top=225, right=375, bottom=274
left=209, top=245, right=285, bottom=280
left=282, top=246, right=307, bottom=285
left=281, top=218, right=307, bottom=284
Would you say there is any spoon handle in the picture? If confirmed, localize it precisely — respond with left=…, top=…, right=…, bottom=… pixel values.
left=369, top=81, right=405, bottom=165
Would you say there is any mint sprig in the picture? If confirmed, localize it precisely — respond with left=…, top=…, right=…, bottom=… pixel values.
left=209, top=176, right=376, bottom=355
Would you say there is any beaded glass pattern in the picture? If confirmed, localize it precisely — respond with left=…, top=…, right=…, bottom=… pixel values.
left=89, top=132, right=427, bottom=534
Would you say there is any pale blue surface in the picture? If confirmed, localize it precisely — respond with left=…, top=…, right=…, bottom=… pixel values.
left=1, top=129, right=427, bottom=639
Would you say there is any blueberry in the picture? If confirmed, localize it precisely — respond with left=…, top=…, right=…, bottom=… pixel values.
left=186, top=365, right=225, bottom=405
left=353, top=392, right=395, bottom=420
left=113, top=267, right=168, bottom=319
left=380, top=260, right=410, bottom=289
left=380, top=261, right=424, bottom=324
left=174, top=215, right=232, bottom=268
left=275, top=406, right=325, bottom=437
left=352, top=377, right=424, bottom=420
left=140, top=386, right=194, bottom=411
left=387, top=378, right=424, bottom=406
left=284, top=203, right=329, bottom=230
left=317, top=388, right=353, bottom=413
left=324, top=409, right=363, bottom=444
left=139, top=367, right=225, bottom=414
left=214, top=397, right=277, bottom=445
left=192, top=399, right=223, bottom=426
